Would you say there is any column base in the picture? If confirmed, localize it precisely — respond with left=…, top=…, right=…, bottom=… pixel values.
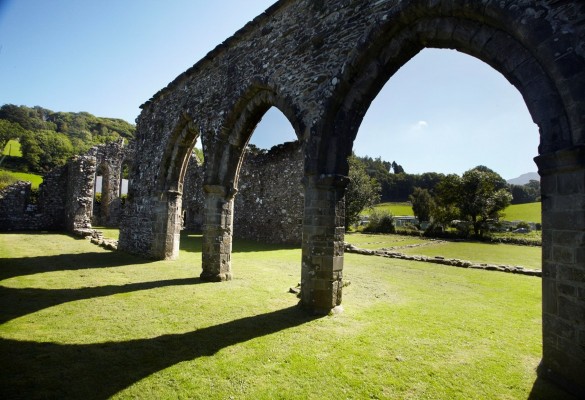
left=200, top=271, right=233, bottom=282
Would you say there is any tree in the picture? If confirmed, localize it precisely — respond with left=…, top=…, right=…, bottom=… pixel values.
left=391, top=161, right=405, bottom=174
left=20, top=130, right=74, bottom=172
left=409, top=187, right=434, bottom=222
left=345, top=155, right=381, bottom=230
left=433, top=166, right=512, bottom=237
left=0, top=119, right=26, bottom=152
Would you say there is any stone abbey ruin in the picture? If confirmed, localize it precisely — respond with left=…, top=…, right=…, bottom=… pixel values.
left=1, top=0, right=584, bottom=395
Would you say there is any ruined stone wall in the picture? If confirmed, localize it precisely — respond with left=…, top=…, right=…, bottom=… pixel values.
left=234, top=141, right=303, bottom=244
left=0, top=155, right=96, bottom=234
left=88, top=139, right=135, bottom=226
left=183, top=141, right=303, bottom=244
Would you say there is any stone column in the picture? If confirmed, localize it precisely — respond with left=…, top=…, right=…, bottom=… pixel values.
left=201, top=184, right=236, bottom=281
left=65, top=155, right=96, bottom=235
left=152, top=190, right=182, bottom=260
left=535, top=145, right=585, bottom=396
left=300, top=174, right=348, bottom=314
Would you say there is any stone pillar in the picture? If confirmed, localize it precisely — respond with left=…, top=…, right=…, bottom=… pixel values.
left=65, top=155, right=96, bottom=235
left=300, top=174, right=348, bottom=314
left=535, top=145, right=585, bottom=397
left=201, top=184, right=236, bottom=281
left=151, top=190, right=182, bottom=260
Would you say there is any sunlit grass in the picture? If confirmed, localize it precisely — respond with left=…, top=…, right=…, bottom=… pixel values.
left=0, top=168, right=43, bottom=189
left=503, top=202, right=541, bottom=223
left=2, top=139, right=22, bottom=157
left=0, top=232, right=570, bottom=399
left=369, top=202, right=414, bottom=216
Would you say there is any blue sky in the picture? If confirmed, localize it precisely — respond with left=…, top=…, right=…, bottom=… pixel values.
left=0, top=1, right=539, bottom=179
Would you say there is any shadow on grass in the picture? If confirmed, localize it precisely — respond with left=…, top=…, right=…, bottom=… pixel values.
left=180, top=232, right=300, bottom=254
left=0, top=251, right=153, bottom=282
left=528, top=364, right=581, bottom=400
left=0, top=277, right=203, bottom=324
left=0, top=306, right=319, bottom=400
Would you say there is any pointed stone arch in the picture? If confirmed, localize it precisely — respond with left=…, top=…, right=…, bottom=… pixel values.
left=150, top=113, right=200, bottom=260
left=200, top=86, right=305, bottom=281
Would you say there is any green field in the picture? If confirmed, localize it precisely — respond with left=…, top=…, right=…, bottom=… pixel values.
left=368, top=202, right=414, bottom=216
left=2, top=139, right=22, bottom=157
left=503, top=202, right=541, bottom=223
left=0, top=231, right=571, bottom=399
left=369, top=202, right=541, bottom=223
left=0, top=168, right=43, bottom=189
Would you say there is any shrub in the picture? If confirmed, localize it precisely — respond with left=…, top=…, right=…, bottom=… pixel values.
left=364, top=210, right=395, bottom=233
left=516, top=221, right=530, bottom=230
left=0, top=171, right=18, bottom=191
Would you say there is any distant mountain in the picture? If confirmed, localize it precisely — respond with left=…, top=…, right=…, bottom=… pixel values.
left=507, top=172, right=539, bottom=185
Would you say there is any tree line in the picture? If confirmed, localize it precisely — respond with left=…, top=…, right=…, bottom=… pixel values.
left=346, top=155, right=541, bottom=237
left=0, top=104, right=135, bottom=172
left=355, top=154, right=539, bottom=205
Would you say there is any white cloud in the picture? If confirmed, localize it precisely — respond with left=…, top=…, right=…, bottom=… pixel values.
left=410, top=120, right=429, bottom=131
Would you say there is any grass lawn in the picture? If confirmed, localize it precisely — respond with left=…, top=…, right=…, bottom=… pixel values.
left=0, top=232, right=571, bottom=399
left=400, top=241, right=542, bottom=270
left=0, top=168, right=43, bottom=189
left=346, top=233, right=542, bottom=270
left=345, top=232, right=429, bottom=249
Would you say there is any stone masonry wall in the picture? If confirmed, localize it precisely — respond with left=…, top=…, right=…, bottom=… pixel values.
left=0, top=155, right=96, bottom=234
left=183, top=141, right=303, bottom=244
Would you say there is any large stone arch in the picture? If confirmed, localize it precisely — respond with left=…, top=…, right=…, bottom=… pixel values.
left=119, top=1, right=585, bottom=394
left=308, top=5, right=585, bottom=395
left=200, top=86, right=305, bottom=281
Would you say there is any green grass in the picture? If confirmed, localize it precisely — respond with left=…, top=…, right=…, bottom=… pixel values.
left=0, top=232, right=571, bottom=399
left=0, top=168, right=43, bottom=189
left=93, top=226, right=120, bottom=240
left=368, top=202, right=414, bottom=216
left=400, top=241, right=542, bottom=270
left=345, top=232, right=428, bottom=249
left=346, top=233, right=542, bottom=270
left=367, top=201, right=541, bottom=224
left=2, top=139, right=22, bottom=157
left=503, top=202, right=541, bottom=223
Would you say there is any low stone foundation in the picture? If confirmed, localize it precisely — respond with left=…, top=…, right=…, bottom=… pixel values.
left=344, top=244, right=542, bottom=277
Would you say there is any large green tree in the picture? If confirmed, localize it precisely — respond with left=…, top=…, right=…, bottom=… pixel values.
left=434, top=166, right=512, bottom=237
left=409, top=187, right=434, bottom=222
left=20, top=130, right=74, bottom=172
left=345, top=155, right=381, bottom=230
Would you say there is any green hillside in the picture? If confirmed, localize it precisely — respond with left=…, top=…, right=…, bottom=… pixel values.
left=502, top=202, right=541, bottom=223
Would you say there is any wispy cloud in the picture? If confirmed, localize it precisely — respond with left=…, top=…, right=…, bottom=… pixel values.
left=410, top=120, right=429, bottom=131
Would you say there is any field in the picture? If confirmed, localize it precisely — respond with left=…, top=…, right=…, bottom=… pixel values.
left=367, top=202, right=414, bottom=216
left=369, top=202, right=541, bottom=223
left=0, top=168, right=43, bottom=189
left=2, top=139, right=22, bottom=157
left=503, top=202, right=542, bottom=223
left=0, top=231, right=571, bottom=399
